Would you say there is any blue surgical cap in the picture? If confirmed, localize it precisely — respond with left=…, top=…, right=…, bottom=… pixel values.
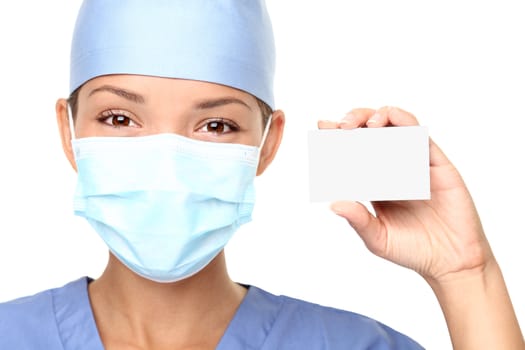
left=70, top=0, right=276, bottom=109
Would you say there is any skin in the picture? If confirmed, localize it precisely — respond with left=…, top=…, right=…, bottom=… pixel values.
left=56, top=76, right=524, bottom=349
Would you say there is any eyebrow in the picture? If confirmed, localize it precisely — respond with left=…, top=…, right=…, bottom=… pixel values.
left=195, top=97, right=252, bottom=111
left=88, top=85, right=145, bottom=104
left=88, top=85, right=252, bottom=111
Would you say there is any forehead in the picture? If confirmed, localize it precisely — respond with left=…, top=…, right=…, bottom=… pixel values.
left=80, top=74, right=259, bottom=105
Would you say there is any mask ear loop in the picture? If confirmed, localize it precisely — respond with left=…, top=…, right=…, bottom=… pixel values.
left=67, top=103, right=78, bottom=141
left=259, top=114, right=273, bottom=149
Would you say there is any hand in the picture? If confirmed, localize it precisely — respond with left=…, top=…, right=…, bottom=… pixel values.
left=318, top=106, right=494, bottom=283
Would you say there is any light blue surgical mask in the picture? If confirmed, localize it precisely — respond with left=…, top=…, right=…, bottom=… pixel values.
left=72, top=124, right=270, bottom=283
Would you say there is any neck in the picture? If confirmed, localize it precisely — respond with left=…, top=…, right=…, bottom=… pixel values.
left=88, top=252, right=246, bottom=349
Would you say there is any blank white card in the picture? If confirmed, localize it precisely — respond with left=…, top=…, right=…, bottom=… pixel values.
left=308, top=126, right=430, bottom=202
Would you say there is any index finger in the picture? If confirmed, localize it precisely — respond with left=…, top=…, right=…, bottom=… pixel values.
left=338, top=108, right=376, bottom=129
left=366, top=106, right=420, bottom=128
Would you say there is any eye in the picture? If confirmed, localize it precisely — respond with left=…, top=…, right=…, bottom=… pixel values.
left=198, top=118, right=239, bottom=134
left=98, top=110, right=139, bottom=128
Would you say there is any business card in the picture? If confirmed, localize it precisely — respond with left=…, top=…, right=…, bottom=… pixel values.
left=308, top=126, right=430, bottom=202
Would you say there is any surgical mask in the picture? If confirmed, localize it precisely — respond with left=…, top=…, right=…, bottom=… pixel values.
left=72, top=122, right=271, bottom=283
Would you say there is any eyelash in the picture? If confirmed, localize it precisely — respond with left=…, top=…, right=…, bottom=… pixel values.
left=198, top=118, right=240, bottom=134
left=96, top=111, right=240, bottom=134
left=97, top=109, right=138, bottom=128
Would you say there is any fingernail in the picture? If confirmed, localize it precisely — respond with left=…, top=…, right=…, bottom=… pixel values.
left=338, top=120, right=354, bottom=129
left=367, top=113, right=380, bottom=125
left=330, top=202, right=345, bottom=215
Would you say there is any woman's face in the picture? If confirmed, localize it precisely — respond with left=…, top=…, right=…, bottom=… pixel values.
left=56, top=74, right=285, bottom=174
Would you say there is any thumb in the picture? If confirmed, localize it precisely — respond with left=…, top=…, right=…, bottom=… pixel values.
left=330, top=201, right=387, bottom=257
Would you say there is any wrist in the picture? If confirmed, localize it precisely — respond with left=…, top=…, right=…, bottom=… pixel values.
left=425, top=258, right=525, bottom=350
left=423, top=255, right=497, bottom=294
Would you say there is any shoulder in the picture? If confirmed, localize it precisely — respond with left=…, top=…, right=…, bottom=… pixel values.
left=0, top=286, right=56, bottom=335
left=0, top=277, right=89, bottom=348
left=251, top=287, right=424, bottom=350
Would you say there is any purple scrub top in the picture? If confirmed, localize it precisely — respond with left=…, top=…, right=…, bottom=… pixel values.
left=0, top=278, right=423, bottom=349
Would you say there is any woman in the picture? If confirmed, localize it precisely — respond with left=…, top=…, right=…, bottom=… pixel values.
left=0, top=0, right=523, bottom=349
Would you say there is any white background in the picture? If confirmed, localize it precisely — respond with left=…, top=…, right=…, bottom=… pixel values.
left=0, top=1, right=524, bottom=349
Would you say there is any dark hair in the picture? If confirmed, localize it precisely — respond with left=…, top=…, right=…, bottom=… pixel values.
left=68, top=87, right=273, bottom=127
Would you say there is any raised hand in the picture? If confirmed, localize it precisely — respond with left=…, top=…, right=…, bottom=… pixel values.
left=318, top=106, right=492, bottom=283
left=318, top=106, right=524, bottom=349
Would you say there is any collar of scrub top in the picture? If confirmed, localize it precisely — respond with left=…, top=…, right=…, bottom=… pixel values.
left=69, top=0, right=276, bottom=110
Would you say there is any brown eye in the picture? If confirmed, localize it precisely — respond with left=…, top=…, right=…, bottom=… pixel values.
left=98, top=110, right=138, bottom=128
left=111, top=115, right=131, bottom=127
left=206, top=121, right=226, bottom=133
left=198, top=119, right=239, bottom=135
